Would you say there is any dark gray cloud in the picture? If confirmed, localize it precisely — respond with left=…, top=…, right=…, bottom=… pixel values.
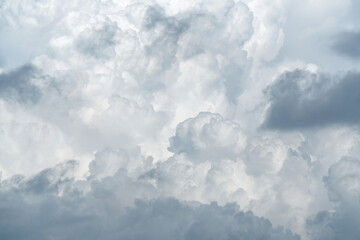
left=0, top=160, right=299, bottom=240
left=333, top=32, right=360, bottom=59
left=0, top=65, right=41, bottom=103
left=263, top=69, right=360, bottom=129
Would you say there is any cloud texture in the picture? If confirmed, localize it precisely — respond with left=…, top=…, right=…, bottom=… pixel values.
left=0, top=160, right=301, bottom=240
left=1, top=0, right=360, bottom=239
left=264, top=70, right=360, bottom=129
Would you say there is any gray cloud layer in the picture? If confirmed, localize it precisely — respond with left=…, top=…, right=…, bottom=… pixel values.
left=0, top=161, right=300, bottom=240
left=333, top=32, right=360, bottom=59
left=264, top=70, right=360, bottom=129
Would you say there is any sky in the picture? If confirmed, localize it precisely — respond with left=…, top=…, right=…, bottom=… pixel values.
left=0, top=0, right=360, bottom=239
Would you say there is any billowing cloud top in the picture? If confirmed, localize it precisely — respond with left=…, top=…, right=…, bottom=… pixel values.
left=1, top=0, right=360, bottom=239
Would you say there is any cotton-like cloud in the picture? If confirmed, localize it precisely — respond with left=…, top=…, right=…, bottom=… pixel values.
left=307, top=157, right=360, bottom=240
left=2, top=0, right=360, bottom=239
left=139, top=113, right=332, bottom=237
left=168, top=112, right=246, bottom=161
left=264, top=69, right=360, bottom=129
left=0, top=0, right=257, bottom=176
left=0, top=160, right=300, bottom=240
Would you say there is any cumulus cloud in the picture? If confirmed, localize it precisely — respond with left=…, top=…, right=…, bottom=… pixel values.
left=0, top=160, right=300, bottom=240
left=2, top=0, right=360, bottom=239
left=168, top=112, right=246, bottom=161
left=307, top=157, right=360, bottom=240
left=0, top=0, right=257, bottom=176
left=264, top=69, right=360, bottom=129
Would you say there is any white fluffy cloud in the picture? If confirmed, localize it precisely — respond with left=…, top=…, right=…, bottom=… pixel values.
left=1, top=0, right=360, bottom=239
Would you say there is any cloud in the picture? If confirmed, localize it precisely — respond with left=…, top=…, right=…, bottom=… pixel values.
left=333, top=32, right=360, bottom=59
left=306, top=157, right=360, bottom=240
left=75, top=21, right=118, bottom=59
left=264, top=69, right=360, bottom=129
left=140, top=113, right=329, bottom=237
left=324, top=157, right=360, bottom=204
left=0, top=0, right=258, bottom=176
left=0, top=65, right=41, bottom=103
left=2, top=0, right=360, bottom=239
left=168, top=112, right=246, bottom=162
left=0, top=160, right=300, bottom=240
